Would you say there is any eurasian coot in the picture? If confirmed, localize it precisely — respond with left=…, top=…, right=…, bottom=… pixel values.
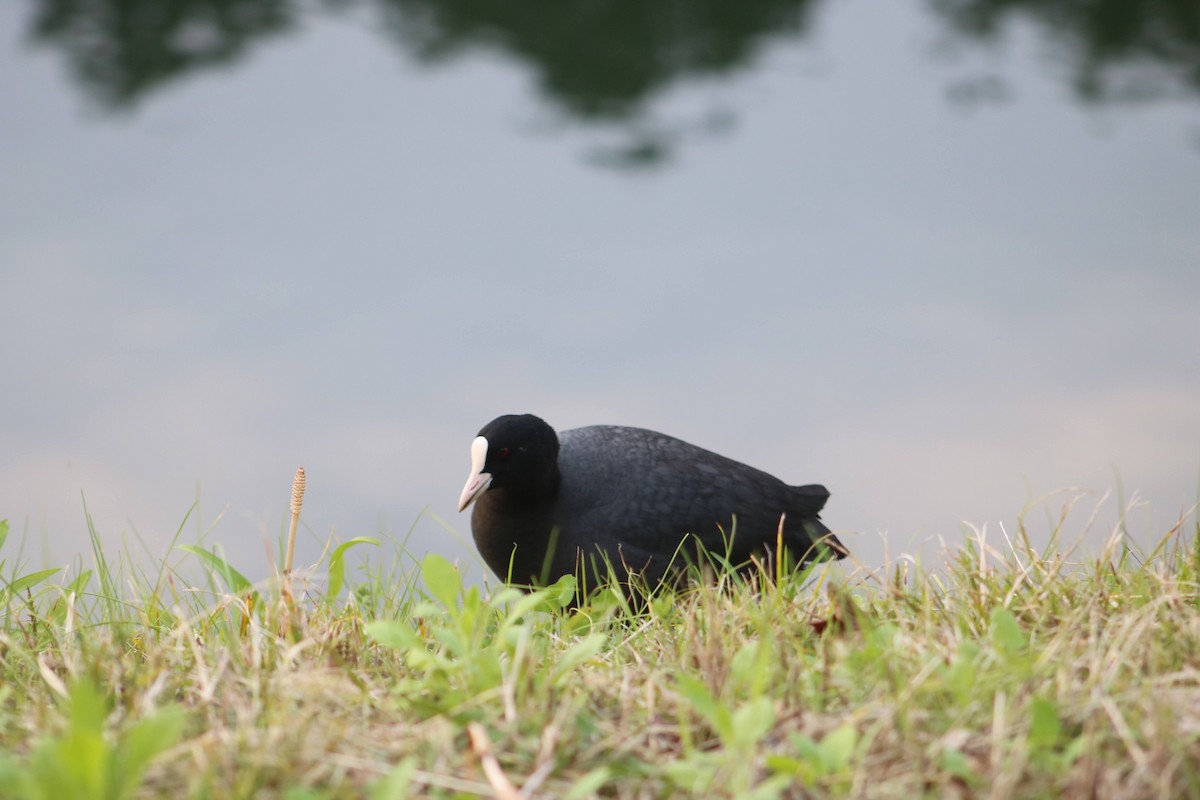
left=457, top=414, right=847, bottom=590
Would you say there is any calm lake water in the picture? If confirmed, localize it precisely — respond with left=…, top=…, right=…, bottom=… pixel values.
left=2, top=0, right=1198, bottom=584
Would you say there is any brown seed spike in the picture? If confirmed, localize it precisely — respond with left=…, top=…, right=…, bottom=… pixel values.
left=291, top=466, right=307, bottom=516
left=284, top=466, right=305, bottom=575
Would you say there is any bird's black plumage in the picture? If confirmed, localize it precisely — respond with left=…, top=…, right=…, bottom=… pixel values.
left=457, top=414, right=847, bottom=590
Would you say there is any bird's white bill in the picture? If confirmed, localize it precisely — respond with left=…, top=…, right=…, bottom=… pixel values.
left=457, top=436, right=492, bottom=512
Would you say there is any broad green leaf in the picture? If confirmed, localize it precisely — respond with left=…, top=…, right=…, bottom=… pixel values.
left=0, top=519, right=8, bottom=551
left=110, top=707, right=186, bottom=800
left=818, top=724, right=857, bottom=774
left=364, top=620, right=422, bottom=651
left=730, top=639, right=772, bottom=697
left=1029, top=696, right=1061, bottom=748
left=941, top=749, right=975, bottom=780
left=663, top=757, right=717, bottom=793
left=429, top=625, right=467, bottom=657
left=370, top=757, right=416, bottom=800
left=945, top=650, right=976, bottom=701
left=742, top=774, right=792, bottom=800
left=868, top=623, right=896, bottom=650
left=765, top=754, right=808, bottom=778
left=563, top=767, right=610, bottom=800
left=2, top=568, right=60, bottom=601
left=326, top=536, right=380, bottom=600
left=118, top=706, right=186, bottom=771
left=547, top=574, right=579, bottom=608
left=675, top=674, right=732, bottom=742
left=552, top=633, right=606, bottom=684
left=278, top=786, right=321, bottom=800
left=408, top=601, right=443, bottom=619
left=468, top=650, right=504, bottom=693
left=30, top=737, right=92, bottom=800
left=0, top=753, right=31, bottom=797
left=177, top=545, right=252, bottom=595
left=1063, top=735, right=1088, bottom=763
left=421, top=553, right=461, bottom=610
left=945, top=642, right=974, bottom=695
left=989, top=607, right=1026, bottom=655
left=730, top=696, right=775, bottom=749
left=504, top=586, right=558, bottom=625
left=463, top=585, right=485, bottom=616
left=488, top=587, right=525, bottom=609
left=770, top=737, right=822, bottom=786
left=787, top=733, right=821, bottom=762
left=56, top=730, right=107, bottom=799
left=64, top=569, right=93, bottom=596
left=48, top=570, right=95, bottom=626
left=283, top=789, right=324, bottom=800
left=68, top=680, right=109, bottom=734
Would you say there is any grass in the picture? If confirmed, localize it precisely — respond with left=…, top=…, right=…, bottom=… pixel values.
left=0, top=494, right=1197, bottom=799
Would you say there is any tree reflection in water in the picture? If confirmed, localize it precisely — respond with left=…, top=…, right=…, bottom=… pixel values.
left=27, top=0, right=1200, bottom=165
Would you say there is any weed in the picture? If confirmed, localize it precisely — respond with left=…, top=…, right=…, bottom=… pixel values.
left=0, top=493, right=1195, bottom=798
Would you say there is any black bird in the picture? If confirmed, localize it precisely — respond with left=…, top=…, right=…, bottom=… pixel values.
left=457, top=414, right=847, bottom=591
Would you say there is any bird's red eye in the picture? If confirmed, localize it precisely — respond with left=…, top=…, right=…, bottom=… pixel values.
left=497, top=447, right=510, bottom=459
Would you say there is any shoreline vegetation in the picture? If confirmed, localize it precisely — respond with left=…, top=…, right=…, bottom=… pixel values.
left=0, top=493, right=1197, bottom=799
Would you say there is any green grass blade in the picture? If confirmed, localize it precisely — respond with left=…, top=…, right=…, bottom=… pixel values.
left=325, top=536, right=381, bottom=601
left=176, top=545, right=252, bottom=595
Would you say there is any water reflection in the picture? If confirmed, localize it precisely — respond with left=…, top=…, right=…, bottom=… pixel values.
left=28, top=0, right=1200, bottom=164
left=379, top=1, right=816, bottom=118
left=931, top=0, right=1200, bottom=102
left=30, top=0, right=297, bottom=106
left=30, top=0, right=818, bottom=167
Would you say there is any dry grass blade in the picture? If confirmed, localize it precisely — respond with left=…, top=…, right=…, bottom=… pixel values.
left=468, top=721, right=524, bottom=800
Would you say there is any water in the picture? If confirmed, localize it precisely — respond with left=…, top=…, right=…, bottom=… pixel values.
left=2, top=0, right=1198, bottom=583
